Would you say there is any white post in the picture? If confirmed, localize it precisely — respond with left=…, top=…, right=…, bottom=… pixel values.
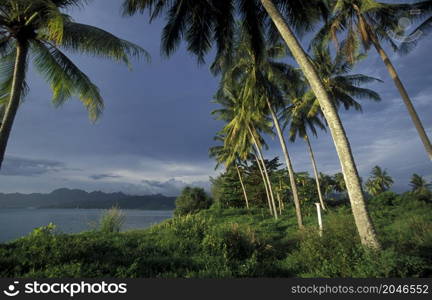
left=315, top=202, right=323, bottom=237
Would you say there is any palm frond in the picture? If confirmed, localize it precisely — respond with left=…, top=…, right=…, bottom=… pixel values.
left=0, top=47, right=29, bottom=106
left=59, top=22, right=150, bottom=67
left=31, top=40, right=103, bottom=121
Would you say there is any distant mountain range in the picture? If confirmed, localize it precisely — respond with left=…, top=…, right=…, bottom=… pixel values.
left=0, top=188, right=176, bottom=210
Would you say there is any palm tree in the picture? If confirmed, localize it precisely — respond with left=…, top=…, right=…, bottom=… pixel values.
left=260, top=0, right=381, bottom=249
left=0, top=0, right=148, bottom=168
left=217, top=26, right=304, bottom=227
left=288, top=43, right=382, bottom=210
left=212, top=81, right=278, bottom=217
left=307, top=43, right=382, bottom=116
left=319, top=172, right=337, bottom=199
left=209, top=135, right=250, bottom=209
left=253, top=151, right=275, bottom=215
left=365, top=166, right=394, bottom=196
left=314, top=0, right=432, bottom=161
left=288, top=88, right=327, bottom=211
left=410, top=173, right=431, bottom=196
left=123, top=0, right=381, bottom=248
left=333, top=172, right=347, bottom=194
left=248, top=124, right=279, bottom=219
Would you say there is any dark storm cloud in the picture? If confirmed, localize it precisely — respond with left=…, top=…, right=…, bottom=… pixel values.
left=140, top=178, right=210, bottom=196
left=89, top=174, right=122, bottom=180
left=0, top=1, right=430, bottom=194
left=1, top=156, right=67, bottom=176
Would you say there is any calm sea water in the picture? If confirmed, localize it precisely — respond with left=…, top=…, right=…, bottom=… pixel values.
left=0, top=209, right=173, bottom=243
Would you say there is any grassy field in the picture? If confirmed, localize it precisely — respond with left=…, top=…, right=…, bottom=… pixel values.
left=0, top=192, right=431, bottom=278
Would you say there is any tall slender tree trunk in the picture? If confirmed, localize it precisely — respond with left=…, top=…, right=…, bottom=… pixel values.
left=0, top=42, right=28, bottom=169
left=279, top=177, right=285, bottom=210
left=304, top=134, right=326, bottom=211
left=276, top=192, right=282, bottom=215
left=235, top=163, right=249, bottom=209
left=255, top=144, right=278, bottom=219
left=249, top=127, right=278, bottom=219
left=254, top=153, right=273, bottom=215
left=371, top=36, right=432, bottom=161
left=266, top=98, right=303, bottom=228
left=260, top=0, right=381, bottom=249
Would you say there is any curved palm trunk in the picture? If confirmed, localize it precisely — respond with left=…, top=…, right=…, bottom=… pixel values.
left=235, top=163, right=249, bottom=209
left=254, top=153, right=273, bottom=215
left=255, top=145, right=278, bottom=219
left=304, top=135, right=326, bottom=211
left=260, top=0, right=381, bottom=249
left=371, top=36, right=432, bottom=161
left=0, top=42, right=28, bottom=169
left=266, top=99, right=303, bottom=227
left=278, top=177, right=285, bottom=210
left=249, top=128, right=278, bottom=219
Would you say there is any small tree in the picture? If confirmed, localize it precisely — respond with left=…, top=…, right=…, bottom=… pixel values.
left=174, top=187, right=212, bottom=217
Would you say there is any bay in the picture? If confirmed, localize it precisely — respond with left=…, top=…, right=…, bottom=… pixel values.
left=0, top=208, right=173, bottom=242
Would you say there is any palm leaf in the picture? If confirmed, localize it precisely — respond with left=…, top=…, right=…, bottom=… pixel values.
left=31, top=40, right=103, bottom=121
left=59, top=22, right=150, bottom=67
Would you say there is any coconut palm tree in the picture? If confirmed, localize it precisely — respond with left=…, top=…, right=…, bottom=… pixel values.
left=314, top=0, right=432, bottom=161
left=212, top=81, right=278, bottom=217
left=288, top=43, right=382, bottom=210
left=123, top=0, right=381, bottom=248
left=365, top=166, right=394, bottom=196
left=287, top=89, right=327, bottom=211
left=209, top=135, right=250, bottom=209
left=217, top=26, right=304, bottom=227
left=260, top=0, right=381, bottom=248
left=306, top=43, right=382, bottom=117
left=333, top=172, right=347, bottom=194
left=0, top=0, right=148, bottom=168
left=410, top=173, right=431, bottom=196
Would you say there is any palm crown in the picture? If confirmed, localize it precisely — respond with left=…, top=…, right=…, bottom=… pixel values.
left=365, top=165, right=394, bottom=196
left=0, top=0, right=149, bottom=120
left=307, top=43, right=382, bottom=117
left=122, top=0, right=328, bottom=63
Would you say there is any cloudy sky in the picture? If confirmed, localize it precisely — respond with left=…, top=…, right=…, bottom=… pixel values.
left=1, top=1, right=431, bottom=196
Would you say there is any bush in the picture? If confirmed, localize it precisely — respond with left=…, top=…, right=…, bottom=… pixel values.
left=282, top=210, right=425, bottom=277
left=369, top=191, right=399, bottom=206
left=174, top=187, right=212, bottom=217
left=99, top=207, right=125, bottom=233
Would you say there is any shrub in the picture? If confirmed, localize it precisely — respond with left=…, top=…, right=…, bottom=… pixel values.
left=99, top=207, right=125, bottom=233
left=174, top=187, right=212, bottom=217
left=201, top=223, right=262, bottom=276
left=369, top=191, right=399, bottom=206
left=30, top=223, right=57, bottom=237
left=282, top=210, right=425, bottom=277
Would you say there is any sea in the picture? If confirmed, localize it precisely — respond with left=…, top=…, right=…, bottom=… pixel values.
left=0, top=208, right=173, bottom=243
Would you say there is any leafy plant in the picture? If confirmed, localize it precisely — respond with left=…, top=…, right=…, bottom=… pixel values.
left=99, top=207, right=125, bottom=233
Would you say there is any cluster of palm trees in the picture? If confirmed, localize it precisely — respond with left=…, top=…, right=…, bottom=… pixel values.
left=1, top=0, right=431, bottom=250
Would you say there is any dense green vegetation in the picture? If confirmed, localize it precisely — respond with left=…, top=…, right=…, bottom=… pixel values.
left=0, top=191, right=430, bottom=278
left=1, top=0, right=431, bottom=279
left=174, top=187, right=213, bottom=217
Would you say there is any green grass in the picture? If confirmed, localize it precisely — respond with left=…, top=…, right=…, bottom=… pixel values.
left=0, top=192, right=431, bottom=278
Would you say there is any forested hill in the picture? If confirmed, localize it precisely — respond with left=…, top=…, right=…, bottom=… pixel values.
left=0, top=188, right=176, bottom=210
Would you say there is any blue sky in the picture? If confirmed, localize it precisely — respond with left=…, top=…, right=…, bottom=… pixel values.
left=1, top=1, right=431, bottom=196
